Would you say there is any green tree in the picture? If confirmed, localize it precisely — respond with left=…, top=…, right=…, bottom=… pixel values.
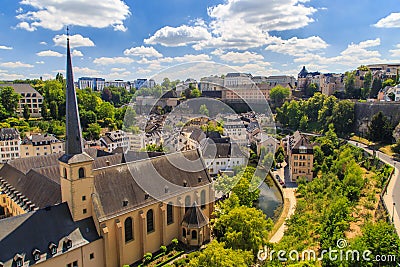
left=370, top=78, right=382, bottom=98
left=299, top=114, right=308, bottom=131
left=357, top=65, right=369, bottom=71
left=275, top=146, right=285, bottom=167
left=101, top=88, right=113, bottom=102
left=77, top=88, right=101, bottom=113
left=97, top=102, right=115, bottom=121
left=231, top=167, right=260, bottom=207
left=305, top=83, right=318, bottom=97
left=0, top=102, right=8, bottom=120
left=362, top=70, right=372, bottom=99
left=0, top=86, right=21, bottom=115
left=270, top=85, right=290, bottom=106
left=190, top=88, right=201, bottom=98
left=124, top=106, right=137, bottom=128
left=213, top=205, right=273, bottom=255
left=41, top=100, right=49, bottom=120
left=80, top=110, right=97, bottom=129
left=368, top=111, right=393, bottom=143
left=349, top=222, right=400, bottom=267
left=84, top=123, right=101, bottom=140
left=382, top=78, right=396, bottom=88
left=143, top=144, right=165, bottom=152
left=188, top=240, right=253, bottom=267
left=344, top=71, right=357, bottom=98
left=23, top=104, right=30, bottom=120
left=49, top=100, right=59, bottom=120
left=55, top=72, right=64, bottom=85
left=331, top=100, right=354, bottom=137
left=199, top=104, right=209, bottom=116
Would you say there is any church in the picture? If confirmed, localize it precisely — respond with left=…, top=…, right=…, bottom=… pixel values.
left=0, top=35, right=213, bottom=267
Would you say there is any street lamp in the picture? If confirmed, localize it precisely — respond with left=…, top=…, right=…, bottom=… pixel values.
left=392, top=202, right=396, bottom=223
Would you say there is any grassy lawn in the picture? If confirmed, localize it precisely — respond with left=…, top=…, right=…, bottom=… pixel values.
left=350, top=135, right=373, bottom=146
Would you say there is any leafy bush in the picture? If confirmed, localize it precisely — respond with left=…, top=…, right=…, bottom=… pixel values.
left=143, top=252, right=152, bottom=263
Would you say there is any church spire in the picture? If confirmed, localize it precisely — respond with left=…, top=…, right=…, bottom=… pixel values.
left=65, top=29, right=83, bottom=155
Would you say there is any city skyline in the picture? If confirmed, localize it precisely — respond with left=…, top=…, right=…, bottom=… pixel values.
left=0, top=0, right=400, bottom=81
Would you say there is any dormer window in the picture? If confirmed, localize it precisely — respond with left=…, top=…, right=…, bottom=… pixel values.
left=63, top=238, right=72, bottom=250
left=13, top=254, right=23, bottom=267
left=49, top=243, right=57, bottom=255
left=299, top=146, right=307, bottom=154
left=32, top=249, right=41, bottom=261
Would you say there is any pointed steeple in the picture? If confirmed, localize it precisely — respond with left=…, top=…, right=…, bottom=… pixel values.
left=65, top=30, right=83, bottom=155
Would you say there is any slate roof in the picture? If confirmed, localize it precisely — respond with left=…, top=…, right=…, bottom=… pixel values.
left=181, top=202, right=208, bottom=228
left=201, top=141, right=245, bottom=159
left=93, top=149, right=212, bottom=221
left=0, top=128, right=19, bottom=141
left=290, top=131, right=314, bottom=154
left=0, top=203, right=100, bottom=266
left=0, top=83, right=42, bottom=95
left=21, top=134, right=60, bottom=145
left=0, top=149, right=124, bottom=209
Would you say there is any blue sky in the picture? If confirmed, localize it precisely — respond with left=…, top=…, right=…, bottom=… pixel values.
left=0, top=0, right=400, bottom=82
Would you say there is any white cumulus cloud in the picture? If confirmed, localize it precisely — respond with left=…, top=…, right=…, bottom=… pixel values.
left=16, top=0, right=130, bottom=31
left=16, top=21, right=36, bottom=31
left=124, top=46, right=163, bottom=58
left=390, top=44, right=400, bottom=58
left=265, top=36, right=329, bottom=56
left=0, top=61, right=34, bottom=68
left=36, top=50, right=63, bottom=57
left=72, top=50, right=83, bottom=57
left=218, top=51, right=264, bottom=63
left=144, top=25, right=212, bottom=47
left=0, top=45, right=13, bottom=50
left=53, top=34, right=95, bottom=48
left=93, top=57, right=134, bottom=65
left=374, top=13, right=400, bottom=28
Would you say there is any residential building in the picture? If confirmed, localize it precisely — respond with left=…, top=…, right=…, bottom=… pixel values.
left=367, top=64, right=400, bottom=80
left=222, top=84, right=270, bottom=103
left=378, top=85, right=400, bottom=101
left=105, top=80, right=131, bottom=90
left=100, top=130, right=130, bottom=152
left=199, top=75, right=224, bottom=91
left=201, top=141, right=247, bottom=176
left=0, top=128, right=20, bottom=164
left=1, top=84, right=43, bottom=117
left=265, top=75, right=296, bottom=88
left=222, top=115, right=248, bottom=146
left=287, top=131, right=314, bottom=182
left=320, top=73, right=345, bottom=96
left=78, top=77, right=105, bottom=91
left=133, top=78, right=156, bottom=90
left=175, top=78, right=198, bottom=93
left=224, top=73, right=253, bottom=87
left=253, top=133, right=279, bottom=155
left=297, top=66, right=321, bottom=91
left=251, top=76, right=268, bottom=84
left=0, top=37, right=213, bottom=267
left=126, top=131, right=146, bottom=151
left=20, top=133, right=64, bottom=158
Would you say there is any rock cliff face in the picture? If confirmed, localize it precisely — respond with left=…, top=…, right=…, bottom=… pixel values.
left=354, top=102, right=400, bottom=133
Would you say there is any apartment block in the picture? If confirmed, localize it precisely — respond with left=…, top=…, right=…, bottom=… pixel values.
left=20, top=133, right=64, bottom=158
left=0, top=128, right=20, bottom=163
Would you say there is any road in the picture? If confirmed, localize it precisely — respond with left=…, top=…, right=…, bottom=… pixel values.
left=347, top=140, right=400, bottom=236
left=269, top=162, right=297, bottom=243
